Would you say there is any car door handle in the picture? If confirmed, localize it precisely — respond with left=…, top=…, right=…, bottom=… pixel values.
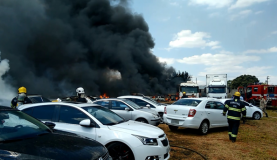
left=207, top=112, right=210, bottom=114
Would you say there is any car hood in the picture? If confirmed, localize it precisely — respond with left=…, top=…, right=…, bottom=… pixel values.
left=0, top=133, right=107, bottom=160
left=108, top=120, right=164, bottom=138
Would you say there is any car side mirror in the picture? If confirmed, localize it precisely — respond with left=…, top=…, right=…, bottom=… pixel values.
left=146, top=104, right=150, bottom=108
left=125, top=107, right=130, bottom=111
left=79, top=119, right=93, bottom=127
left=44, top=122, right=56, bottom=130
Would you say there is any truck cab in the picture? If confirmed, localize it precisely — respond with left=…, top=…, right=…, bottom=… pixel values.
left=206, top=74, right=227, bottom=99
left=179, top=81, right=199, bottom=98
left=238, top=84, right=269, bottom=105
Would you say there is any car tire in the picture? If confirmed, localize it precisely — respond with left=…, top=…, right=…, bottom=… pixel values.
left=106, top=142, right=135, bottom=160
left=136, top=118, right=148, bottom=124
left=252, top=112, right=261, bottom=120
left=199, top=120, right=209, bottom=135
left=168, top=125, right=178, bottom=131
left=250, top=99, right=255, bottom=105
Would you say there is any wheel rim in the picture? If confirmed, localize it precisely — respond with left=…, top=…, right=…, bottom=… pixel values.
left=202, top=122, right=208, bottom=133
left=254, top=113, right=260, bottom=119
left=108, top=143, right=133, bottom=160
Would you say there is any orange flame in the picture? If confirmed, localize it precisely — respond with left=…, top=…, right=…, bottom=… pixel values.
left=99, top=93, right=109, bottom=99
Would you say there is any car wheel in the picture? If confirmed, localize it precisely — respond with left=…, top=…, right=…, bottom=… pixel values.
left=168, top=125, right=178, bottom=131
left=136, top=118, right=148, bottom=124
left=199, top=120, right=209, bottom=135
left=252, top=112, right=261, bottom=120
left=106, top=142, right=135, bottom=160
left=250, top=99, right=255, bottom=105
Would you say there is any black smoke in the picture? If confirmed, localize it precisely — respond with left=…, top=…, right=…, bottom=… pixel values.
left=0, top=0, right=190, bottom=97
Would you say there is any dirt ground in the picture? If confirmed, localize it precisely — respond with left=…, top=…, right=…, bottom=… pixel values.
left=158, top=110, right=277, bottom=160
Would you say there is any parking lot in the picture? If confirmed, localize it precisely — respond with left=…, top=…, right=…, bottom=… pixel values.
left=159, top=109, right=277, bottom=160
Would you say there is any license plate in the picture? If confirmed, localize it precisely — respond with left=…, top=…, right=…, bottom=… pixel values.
left=171, top=119, right=179, bottom=124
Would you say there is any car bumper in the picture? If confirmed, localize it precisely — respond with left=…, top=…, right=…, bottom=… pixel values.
left=150, top=118, right=161, bottom=126
left=133, top=140, right=170, bottom=160
left=163, top=115, right=200, bottom=129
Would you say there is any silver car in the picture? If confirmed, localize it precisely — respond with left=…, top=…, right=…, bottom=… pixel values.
left=92, top=98, right=161, bottom=126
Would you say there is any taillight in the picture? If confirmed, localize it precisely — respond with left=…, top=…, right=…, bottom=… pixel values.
left=164, top=107, right=167, bottom=114
left=188, top=109, right=196, bottom=117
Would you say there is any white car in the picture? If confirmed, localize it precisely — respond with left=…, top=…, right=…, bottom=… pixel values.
left=18, top=102, right=170, bottom=160
left=219, top=99, right=263, bottom=120
left=118, top=95, right=166, bottom=119
left=92, top=98, right=161, bottom=126
left=163, top=98, right=229, bottom=134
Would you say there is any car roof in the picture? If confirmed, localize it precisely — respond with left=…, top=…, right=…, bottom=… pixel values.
left=118, top=95, right=143, bottom=99
left=95, top=98, right=127, bottom=101
left=18, top=102, right=101, bottom=109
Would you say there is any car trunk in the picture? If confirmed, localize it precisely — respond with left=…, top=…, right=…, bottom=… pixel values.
left=166, top=105, right=196, bottom=118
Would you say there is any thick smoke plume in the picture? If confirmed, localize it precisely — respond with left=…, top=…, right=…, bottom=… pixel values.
left=0, top=0, right=190, bottom=98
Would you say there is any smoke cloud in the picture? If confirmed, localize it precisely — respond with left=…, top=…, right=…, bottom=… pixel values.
left=0, top=0, right=190, bottom=98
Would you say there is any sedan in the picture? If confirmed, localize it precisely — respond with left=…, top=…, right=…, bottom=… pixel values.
left=219, top=99, right=263, bottom=120
left=0, top=106, right=111, bottom=160
left=93, top=98, right=161, bottom=126
left=18, top=102, right=170, bottom=160
left=163, top=98, right=228, bottom=134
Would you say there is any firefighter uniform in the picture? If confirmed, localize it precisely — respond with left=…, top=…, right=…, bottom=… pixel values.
left=11, top=87, right=32, bottom=108
left=223, top=92, right=246, bottom=142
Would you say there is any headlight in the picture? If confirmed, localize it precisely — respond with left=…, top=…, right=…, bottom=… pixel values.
left=133, top=135, right=158, bottom=145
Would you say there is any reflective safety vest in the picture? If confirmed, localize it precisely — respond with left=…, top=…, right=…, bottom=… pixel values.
left=224, top=99, right=246, bottom=121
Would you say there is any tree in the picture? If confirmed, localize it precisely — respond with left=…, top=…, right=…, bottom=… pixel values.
left=230, top=75, right=259, bottom=89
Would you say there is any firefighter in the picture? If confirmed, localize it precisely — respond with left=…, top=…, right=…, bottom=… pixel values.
left=11, top=87, right=32, bottom=108
left=260, top=96, right=268, bottom=117
left=181, top=92, right=188, bottom=98
left=223, top=92, right=246, bottom=142
left=76, top=87, right=88, bottom=103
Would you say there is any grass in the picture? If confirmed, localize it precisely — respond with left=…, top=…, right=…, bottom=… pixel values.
left=158, top=110, right=277, bottom=160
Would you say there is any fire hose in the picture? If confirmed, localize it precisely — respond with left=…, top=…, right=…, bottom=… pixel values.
left=170, top=145, right=208, bottom=160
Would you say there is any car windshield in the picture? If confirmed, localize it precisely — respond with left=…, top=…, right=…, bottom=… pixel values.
left=121, top=99, right=141, bottom=109
left=173, top=99, right=202, bottom=107
left=144, top=97, right=159, bottom=105
left=82, top=106, right=125, bottom=125
left=142, top=97, right=158, bottom=105
left=29, top=96, right=51, bottom=103
left=0, top=110, right=51, bottom=142
left=208, top=87, right=226, bottom=93
left=180, top=86, right=199, bottom=93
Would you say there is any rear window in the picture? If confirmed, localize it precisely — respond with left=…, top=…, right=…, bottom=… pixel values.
left=28, top=96, right=51, bottom=103
left=172, top=99, right=202, bottom=107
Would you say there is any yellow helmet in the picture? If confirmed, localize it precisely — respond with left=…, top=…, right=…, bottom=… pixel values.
left=18, top=87, right=27, bottom=93
left=183, top=92, right=186, bottom=94
left=234, top=92, right=240, bottom=97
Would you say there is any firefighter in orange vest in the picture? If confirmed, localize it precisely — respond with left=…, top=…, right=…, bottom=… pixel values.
left=223, top=92, right=246, bottom=142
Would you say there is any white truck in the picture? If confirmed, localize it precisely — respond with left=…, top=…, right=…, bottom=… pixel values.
left=206, top=74, right=227, bottom=99
left=179, top=81, right=199, bottom=98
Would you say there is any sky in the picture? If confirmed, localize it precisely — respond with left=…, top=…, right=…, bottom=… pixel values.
left=130, top=0, right=277, bottom=85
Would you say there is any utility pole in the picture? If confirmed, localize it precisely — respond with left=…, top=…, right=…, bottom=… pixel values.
left=266, top=76, right=269, bottom=85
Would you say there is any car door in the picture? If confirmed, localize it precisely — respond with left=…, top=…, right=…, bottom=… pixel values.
left=214, top=102, right=228, bottom=127
left=204, top=101, right=218, bottom=127
left=21, top=105, right=56, bottom=122
left=110, top=100, right=132, bottom=120
left=53, top=105, right=97, bottom=140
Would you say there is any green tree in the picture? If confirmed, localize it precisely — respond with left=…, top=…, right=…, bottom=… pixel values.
left=230, top=75, right=259, bottom=89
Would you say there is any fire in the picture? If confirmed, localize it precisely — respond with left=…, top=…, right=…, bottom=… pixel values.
left=99, top=93, right=109, bottom=99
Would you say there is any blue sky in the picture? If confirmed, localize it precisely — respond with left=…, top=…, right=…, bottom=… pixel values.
left=130, top=0, right=277, bottom=85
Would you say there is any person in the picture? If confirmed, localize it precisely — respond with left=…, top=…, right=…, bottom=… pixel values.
left=76, top=87, right=88, bottom=103
left=260, top=95, right=268, bottom=117
left=11, top=87, right=32, bottom=108
left=179, top=91, right=183, bottom=99
left=223, top=92, right=246, bottom=143
left=181, top=92, right=188, bottom=98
